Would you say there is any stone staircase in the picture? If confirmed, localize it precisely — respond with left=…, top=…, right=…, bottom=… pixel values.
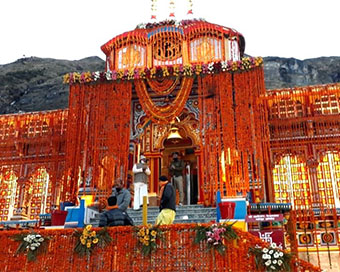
left=90, top=205, right=217, bottom=226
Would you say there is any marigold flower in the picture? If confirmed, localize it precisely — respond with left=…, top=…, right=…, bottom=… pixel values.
left=80, top=238, right=86, bottom=245
left=91, top=231, right=96, bottom=237
left=85, top=225, right=92, bottom=231
left=151, top=230, right=157, bottom=237
left=86, top=242, right=91, bottom=248
left=144, top=241, right=149, bottom=246
left=92, top=238, right=99, bottom=244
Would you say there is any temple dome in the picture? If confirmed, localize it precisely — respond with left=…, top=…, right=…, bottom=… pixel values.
left=101, top=19, right=245, bottom=71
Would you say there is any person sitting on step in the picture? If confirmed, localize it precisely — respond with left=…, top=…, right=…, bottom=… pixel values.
left=99, top=196, right=134, bottom=227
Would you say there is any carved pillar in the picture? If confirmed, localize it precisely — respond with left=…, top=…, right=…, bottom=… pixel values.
left=306, top=157, right=320, bottom=208
left=195, top=149, right=203, bottom=204
left=11, top=177, right=30, bottom=220
left=144, top=152, right=162, bottom=194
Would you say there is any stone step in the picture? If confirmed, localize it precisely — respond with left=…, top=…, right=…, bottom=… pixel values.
left=91, top=205, right=217, bottom=226
left=90, top=217, right=215, bottom=226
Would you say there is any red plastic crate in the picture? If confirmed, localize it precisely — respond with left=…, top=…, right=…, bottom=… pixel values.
left=51, top=210, right=68, bottom=226
left=218, top=202, right=235, bottom=219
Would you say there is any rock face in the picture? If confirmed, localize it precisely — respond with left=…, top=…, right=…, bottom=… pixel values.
left=263, top=56, right=340, bottom=90
left=0, top=56, right=339, bottom=114
left=0, top=56, right=104, bottom=114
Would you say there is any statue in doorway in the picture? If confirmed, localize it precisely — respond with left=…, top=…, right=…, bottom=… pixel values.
left=169, top=152, right=185, bottom=206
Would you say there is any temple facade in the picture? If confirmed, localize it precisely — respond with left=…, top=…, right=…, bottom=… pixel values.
left=0, top=18, right=339, bottom=269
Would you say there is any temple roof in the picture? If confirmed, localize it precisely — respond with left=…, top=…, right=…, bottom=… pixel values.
left=101, top=19, right=245, bottom=57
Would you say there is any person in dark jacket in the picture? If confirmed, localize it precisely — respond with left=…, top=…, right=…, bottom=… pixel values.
left=156, top=175, right=176, bottom=225
left=99, top=196, right=134, bottom=227
left=111, top=178, right=131, bottom=212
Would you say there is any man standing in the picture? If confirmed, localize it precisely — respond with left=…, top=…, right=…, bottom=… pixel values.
left=169, top=152, right=185, bottom=206
left=156, top=175, right=176, bottom=225
left=99, top=196, right=134, bottom=227
left=132, top=155, right=151, bottom=210
left=111, top=178, right=131, bottom=212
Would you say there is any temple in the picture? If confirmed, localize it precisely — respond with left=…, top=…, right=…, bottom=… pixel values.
left=0, top=17, right=339, bottom=271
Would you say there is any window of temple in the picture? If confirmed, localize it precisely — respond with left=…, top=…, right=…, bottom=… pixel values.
left=117, top=44, right=146, bottom=70
left=190, top=37, right=222, bottom=63
left=272, top=155, right=311, bottom=209
left=314, top=94, right=340, bottom=115
left=269, top=100, right=304, bottom=119
left=27, top=167, right=51, bottom=219
left=316, top=152, right=340, bottom=208
left=0, top=122, right=16, bottom=141
left=0, top=169, right=17, bottom=221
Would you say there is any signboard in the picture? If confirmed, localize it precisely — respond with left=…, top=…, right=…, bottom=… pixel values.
left=249, top=230, right=285, bottom=249
left=246, top=214, right=284, bottom=222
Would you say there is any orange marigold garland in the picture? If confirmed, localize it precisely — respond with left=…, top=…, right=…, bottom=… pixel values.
left=74, top=225, right=112, bottom=257
left=11, top=232, right=50, bottom=262
left=135, top=77, right=193, bottom=123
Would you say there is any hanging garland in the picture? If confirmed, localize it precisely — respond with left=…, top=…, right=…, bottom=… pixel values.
left=63, top=57, right=263, bottom=85
left=146, top=77, right=179, bottom=95
left=135, top=77, right=193, bottom=123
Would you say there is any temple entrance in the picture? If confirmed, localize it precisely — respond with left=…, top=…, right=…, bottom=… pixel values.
left=162, top=136, right=198, bottom=205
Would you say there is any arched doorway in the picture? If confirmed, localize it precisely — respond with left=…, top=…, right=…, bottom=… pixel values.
left=161, top=134, right=199, bottom=205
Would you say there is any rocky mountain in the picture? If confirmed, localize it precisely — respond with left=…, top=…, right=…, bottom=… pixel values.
left=0, top=57, right=103, bottom=114
left=263, top=56, right=340, bottom=89
left=0, top=56, right=339, bottom=114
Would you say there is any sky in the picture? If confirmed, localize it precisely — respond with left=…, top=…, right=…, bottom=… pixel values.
left=0, top=0, right=339, bottom=65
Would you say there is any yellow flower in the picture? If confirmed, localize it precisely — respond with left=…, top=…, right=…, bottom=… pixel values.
left=91, top=231, right=96, bottom=237
left=139, top=228, right=145, bottom=236
left=86, top=242, right=91, bottom=248
left=144, top=241, right=149, bottom=246
left=63, top=74, right=70, bottom=84
left=80, top=238, right=86, bottom=245
left=139, top=238, right=144, bottom=243
left=93, top=238, right=99, bottom=244
left=151, top=230, right=157, bottom=237
left=146, top=229, right=149, bottom=235
left=85, top=225, right=92, bottom=231
left=144, top=236, right=149, bottom=241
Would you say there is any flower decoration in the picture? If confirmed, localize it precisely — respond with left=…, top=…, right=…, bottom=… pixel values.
left=194, top=223, right=238, bottom=255
left=249, top=243, right=291, bottom=272
left=11, top=232, right=50, bottom=262
left=63, top=57, right=263, bottom=85
left=135, top=224, right=163, bottom=256
left=74, top=224, right=112, bottom=257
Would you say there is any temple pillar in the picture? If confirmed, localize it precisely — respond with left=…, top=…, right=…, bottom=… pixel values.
left=11, top=177, right=29, bottom=221
left=306, top=157, right=321, bottom=208
left=195, top=150, right=203, bottom=204
left=144, top=152, right=162, bottom=194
